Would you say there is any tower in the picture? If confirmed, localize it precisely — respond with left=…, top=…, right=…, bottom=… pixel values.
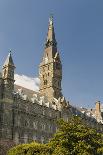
left=95, top=101, right=101, bottom=120
left=39, top=16, right=62, bottom=103
left=2, top=51, right=15, bottom=99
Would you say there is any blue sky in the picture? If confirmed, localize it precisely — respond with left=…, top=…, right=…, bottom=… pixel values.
left=0, top=0, right=103, bottom=108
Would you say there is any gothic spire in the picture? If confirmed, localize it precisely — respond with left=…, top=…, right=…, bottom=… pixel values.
left=45, top=15, right=57, bottom=48
left=3, top=50, right=15, bottom=68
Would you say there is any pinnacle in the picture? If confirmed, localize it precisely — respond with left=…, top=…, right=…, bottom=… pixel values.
left=49, top=15, right=53, bottom=26
left=3, top=51, right=15, bottom=67
left=45, top=16, right=57, bottom=48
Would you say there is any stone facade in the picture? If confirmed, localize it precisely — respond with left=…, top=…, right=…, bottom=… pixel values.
left=0, top=16, right=103, bottom=146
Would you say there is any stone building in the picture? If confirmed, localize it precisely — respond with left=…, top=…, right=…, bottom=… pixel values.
left=79, top=101, right=103, bottom=124
left=0, top=16, right=103, bottom=145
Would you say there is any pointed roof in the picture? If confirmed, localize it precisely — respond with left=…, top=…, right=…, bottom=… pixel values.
left=45, top=15, right=57, bottom=48
left=3, top=51, right=15, bottom=67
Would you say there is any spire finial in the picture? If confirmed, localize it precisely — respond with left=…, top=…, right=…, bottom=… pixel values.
left=9, top=49, right=12, bottom=53
left=45, top=15, right=57, bottom=48
left=8, top=49, right=12, bottom=57
left=49, top=14, right=53, bottom=26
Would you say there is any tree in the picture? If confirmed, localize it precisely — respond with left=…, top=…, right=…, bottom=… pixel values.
left=8, top=116, right=103, bottom=155
left=49, top=116, right=103, bottom=155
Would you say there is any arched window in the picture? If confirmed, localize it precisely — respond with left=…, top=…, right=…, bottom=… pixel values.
left=25, top=120, right=29, bottom=127
left=44, top=80, right=47, bottom=85
left=41, top=124, right=46, bottom=130
left=33, top=121, right=37, bottom=129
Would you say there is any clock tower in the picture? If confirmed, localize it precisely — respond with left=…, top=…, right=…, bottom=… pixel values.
left=39, top=16, right=62, bottom=103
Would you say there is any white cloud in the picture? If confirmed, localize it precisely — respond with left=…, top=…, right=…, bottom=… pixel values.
left=14, top=74, right=40, bottom=92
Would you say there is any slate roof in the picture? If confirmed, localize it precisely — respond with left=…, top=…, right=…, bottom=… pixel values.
left=14, top=84, right=38, bottom=99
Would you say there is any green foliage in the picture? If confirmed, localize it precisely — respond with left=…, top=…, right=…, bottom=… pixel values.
left=49, top=116, right=103, bottom=155
left=8, top=116, right=103, bottom=155
left=8, top=142, right=52, bottom=155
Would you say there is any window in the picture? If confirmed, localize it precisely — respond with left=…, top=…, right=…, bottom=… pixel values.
left=33, top=134, right=37, bottom=141
left=14, top=132, right=19, bottom=144
left=58, top=81, right=60, bottom=87
left=49, top=125, right=52, bottom=132
left=43, top=110, right=45, bottom=115
left=54, top=92, right=56, bottom=96
left=49, top=112, right=52, bottom=117
left=26, top=105, right=29, bottom=112
left=41, top=124, right=46, bottom=130
left=48, top=73, right=49, bottom=76
left=44, top=80, right=47, bottom=85
left=25, top=120, right=29, bottom=127
left=17, top=116, right=20, bottom=126
left=41, top=136, right=44, bottom=144
left=24, top=133, right=28, bottom=143
left=33, top=122, right=37, bottom=129
left=4, top=69, right=6, bottom=77
left=43, top=67, right=45, bottom=72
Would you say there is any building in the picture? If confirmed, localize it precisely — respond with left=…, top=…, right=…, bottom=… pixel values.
left=0, top=16, right=103, bottom=145
left=79, top=101, right=103, bottom=124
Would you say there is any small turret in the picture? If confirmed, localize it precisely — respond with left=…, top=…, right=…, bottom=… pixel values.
left=2, top=51, right=15, bottom=99
left=95, top=101, right=102, bottom=121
